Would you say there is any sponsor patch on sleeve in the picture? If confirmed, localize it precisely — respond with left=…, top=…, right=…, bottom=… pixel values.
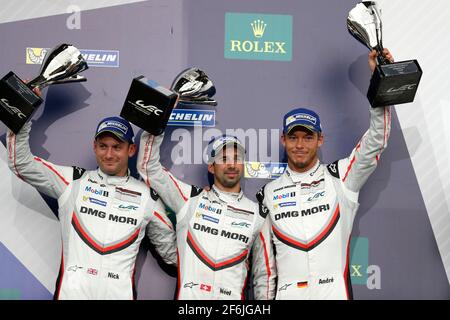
left=327, top=160, right=340, bottom=179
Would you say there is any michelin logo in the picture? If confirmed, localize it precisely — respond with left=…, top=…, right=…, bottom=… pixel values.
left=26, top=47, right=119, bottom=68
left=83, top=196, right=107, bottom=207
left=168, top=109, right=215, bottom=127
left=202, top=214, right=219, bottom=224
left=98, top=121, right=128, bottom=134
left=274, top=201, right=296, bottom=209
left=286, top=113, right=317, bottom=126
left=245, top=162, right=287, bottom=179
left=81, top=49, right=119, bottom=67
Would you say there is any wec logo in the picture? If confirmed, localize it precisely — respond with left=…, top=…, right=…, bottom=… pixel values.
left=0, top=98, right=26, bottom=119
left=118, top=204, right=138, bottom=211
left=231, top=221, right=251, bottom=228
left=386, top=84, right=417, bottom=93
left=307, top=191, right=325, bottom=202
left=135, top=100, right=163, bottom=116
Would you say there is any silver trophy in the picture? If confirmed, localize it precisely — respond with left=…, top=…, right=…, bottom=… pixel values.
left=171, top=67, right=217, bottom=106
left=0, top=43, right=89, bottom=133
left=28, top=43, right=88, bottom=89
left=347, top=1, right=422, bottom=107
left=121, top=67, right=217, bottom=135
left=347, top=1, right=389, bottom=64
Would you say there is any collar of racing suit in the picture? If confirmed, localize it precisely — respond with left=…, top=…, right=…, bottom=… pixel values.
left=285, top=159, right=322, bottom=184
left=210, top=184, right=244, bottom=204
left=95, top=168, right=131, bottom=186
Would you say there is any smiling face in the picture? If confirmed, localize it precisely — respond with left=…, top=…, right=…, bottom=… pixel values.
left=282, top=127, right=323, bottom=173
left=208, top=145, right=244, bottom=193
left=93, top=133, right=136, bottom=177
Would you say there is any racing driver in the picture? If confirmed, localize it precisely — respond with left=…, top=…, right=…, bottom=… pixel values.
left=138, top=132, right=276, bottom=300
left=256, top=49, right=394, bottom=299
left=6, top=115, right=177, bottom=300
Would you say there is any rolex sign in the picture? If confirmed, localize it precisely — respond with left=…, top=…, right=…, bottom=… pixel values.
left=224, top=13, right=293, bottom=61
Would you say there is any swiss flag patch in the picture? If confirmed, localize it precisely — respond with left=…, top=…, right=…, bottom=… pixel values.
left=200, top=284, right=212, bottom=292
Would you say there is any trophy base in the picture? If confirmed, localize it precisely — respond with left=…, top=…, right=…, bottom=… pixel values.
left=0, top=71, right=43, bottom=133
left=121, top=76, right=178, bottom=136
left=367, top=60, right=423, bottom=108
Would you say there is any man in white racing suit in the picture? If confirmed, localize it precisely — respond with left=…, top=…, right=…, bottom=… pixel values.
left=6, top=116, right=177, bottom=300
left=256, top=49, right=394, bottom=300
left=138, top=132, right=276, bottom=300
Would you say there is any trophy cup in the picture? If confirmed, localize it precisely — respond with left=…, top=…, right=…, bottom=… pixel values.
left=0, top=43, right=89, bottom=133
left=120, top=67, right=217, bottom=135
left=347, top=1, right=422, bottom=107
left=171, top=68, right=217, bottom=107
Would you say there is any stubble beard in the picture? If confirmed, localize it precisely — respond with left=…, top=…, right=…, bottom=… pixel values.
left=288, top=149, right=318, bottom=172
left=217, top=170, right=242, bottom=189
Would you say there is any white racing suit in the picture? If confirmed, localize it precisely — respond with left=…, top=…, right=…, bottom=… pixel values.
left=6, top=123, right=177, bottom=300
left=137, top=132, right=276, bottom=300
left=257, top=106, right=391, bottom=300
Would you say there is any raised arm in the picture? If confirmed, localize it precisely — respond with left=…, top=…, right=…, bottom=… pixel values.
left=137, top=131, right=201, bottom=214
left=339, top=49, right=394, bottom=193
left=7, top=122, right=76, bottom=199
left=340, top=105, right=391, bottom=193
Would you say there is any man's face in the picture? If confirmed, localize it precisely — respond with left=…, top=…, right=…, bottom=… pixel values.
left=282, top=127, right=323, bottom=172
left=93, top=133, right=136, bottom=177
left=208, top=146, right=244, bottom=191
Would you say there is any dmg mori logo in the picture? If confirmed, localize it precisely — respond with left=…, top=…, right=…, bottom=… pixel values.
left=225, top=13, right=292, bottom=61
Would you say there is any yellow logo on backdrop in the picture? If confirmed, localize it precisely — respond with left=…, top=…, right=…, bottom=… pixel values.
left=244, top=161, right=287, bottom=179
left=245, top=162, right=270, bottom=179
left=25, top=48, right=47, bottom=64
left=251, top=19, right=267, bottom=38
